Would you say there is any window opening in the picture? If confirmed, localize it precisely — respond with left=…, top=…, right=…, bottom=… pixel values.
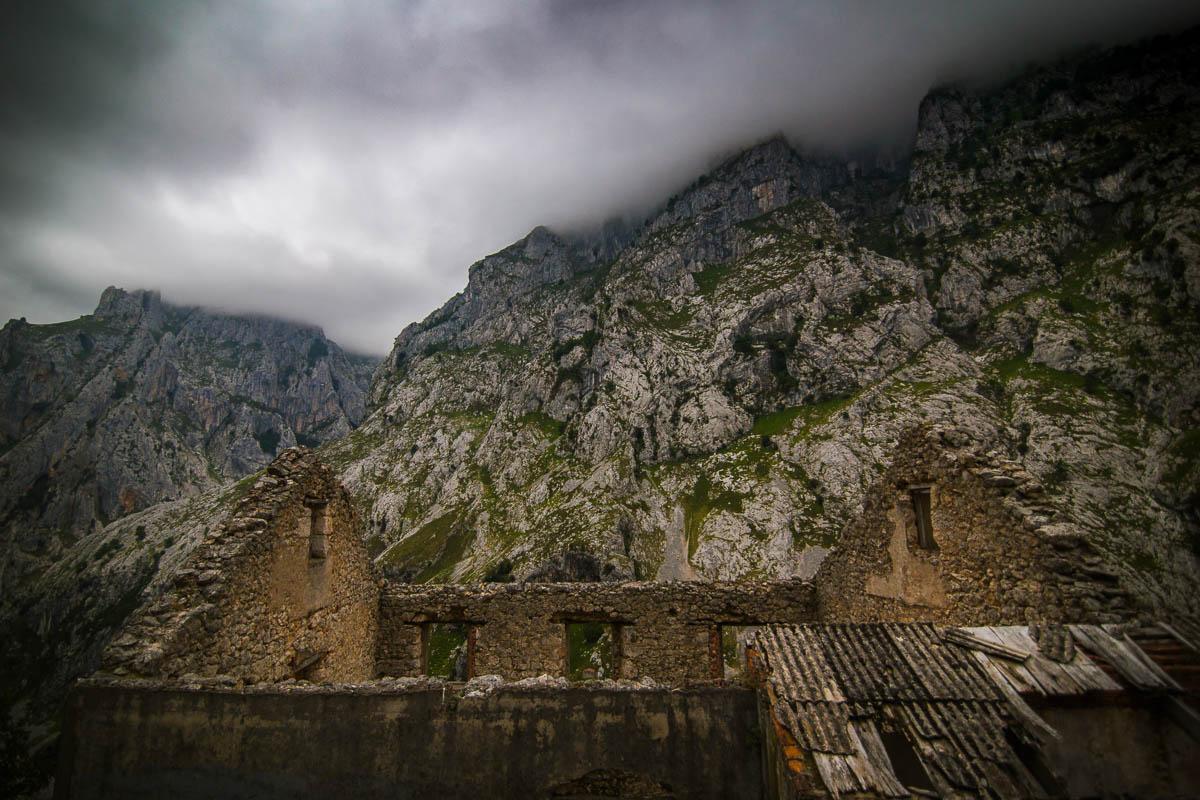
left=719, top=625, right=757, bottom=682
left=910, top=488, right=935, bottom=550
left=566, top=621, right=618, bottom=680
left=424, top=622, right=470, bottom=680
left=308, top=504, right=328, bottom=559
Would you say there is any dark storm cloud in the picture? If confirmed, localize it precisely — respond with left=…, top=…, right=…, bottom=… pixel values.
left=2, top=1, right=1198, bottom=354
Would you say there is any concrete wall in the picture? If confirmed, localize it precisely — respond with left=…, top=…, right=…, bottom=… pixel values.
left=101, top=449, right=379, bottom=683
left=815, top=427, right=1137, bottom=625
left=378, top=579, right=816, bottom=683
left=1038, top=702, right=1200, bottom=798
left=56, top=682, right=764, bottom=800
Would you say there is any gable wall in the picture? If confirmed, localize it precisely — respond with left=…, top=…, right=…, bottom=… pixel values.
left=814, top=427, right=1139, bottom=625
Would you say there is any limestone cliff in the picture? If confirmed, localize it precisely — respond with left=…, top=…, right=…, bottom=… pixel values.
left=327, top=30, right=1199, bottom=617
left=0, top=287, right=375, bottom=596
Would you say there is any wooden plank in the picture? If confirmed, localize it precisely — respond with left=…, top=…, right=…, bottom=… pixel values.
left=1056, top=648, right=1122, bottom=693
left=849, top=720, right=910, bottom=798
left=1071, top=625, right=1170, bottom=691
left=1118, top=632, right=1183, bottom=691
left=968, top=651, right=1060, bottom=742
left=944, top=627, right=1029, bottom=661
left=1158, top=622, right=1200, bottom=655
left=813, top=752, right=863, bottom=795
left=991, top=627, right=1089, bottom=696
left=966, top=628, right=1051, bottom=695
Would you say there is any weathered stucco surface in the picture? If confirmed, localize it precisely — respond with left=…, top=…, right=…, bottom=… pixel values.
left=862, top=499, right=949, bottom=608
left=100, top=448, right=379, bottom=683
left=815, top=428, right=1140, bottom=625
left=56, top=683, right=762, bottom=800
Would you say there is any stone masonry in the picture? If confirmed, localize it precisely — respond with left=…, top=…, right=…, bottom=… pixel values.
left=378, top=579, right=816, bottom=683
left=101, top=448, right=379, bottom=683
left=814, top=426, right=1141, bottom=625
left=97, top=432, right=1149, bottom=690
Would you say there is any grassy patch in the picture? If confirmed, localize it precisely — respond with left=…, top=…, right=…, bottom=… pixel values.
left=630, top=299, right=693, bottom=331
left=783, top=395, right=855, bottom=440
left=318, top=427, right=387, bottom=469
left=519, top=411, right=565, bottom=439
left=751, top=406, right=805, bottom=436
left=693, top=263, right=734, bottom=294
left=378, top=510, right=472, bottom=582
left=26, top=315, right=117, bottom=340
left=490, top=341, right=532, bottom=360
left=991, top=354, right=1087, bottom=390
left=682, top=474, right=747, bottom=559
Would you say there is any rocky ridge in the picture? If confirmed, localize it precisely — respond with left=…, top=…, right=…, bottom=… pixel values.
left=0, top=287, right=375, bottom=595
left=326, top=30, right=1199, bottom=618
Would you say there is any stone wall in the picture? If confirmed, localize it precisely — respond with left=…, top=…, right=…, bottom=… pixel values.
left=379, top=578, right=816, bottom=683
left=814, top=427, right=1139, bottom=625
left=56, top=681, right=764, bottom=800
left=101, top=448, right=379, bottom=683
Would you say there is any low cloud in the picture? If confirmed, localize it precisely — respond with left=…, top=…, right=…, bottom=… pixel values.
left=2, top=0, right=1197, bottom=353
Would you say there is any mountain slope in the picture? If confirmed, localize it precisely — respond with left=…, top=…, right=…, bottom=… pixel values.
left=0, top=287, right=376, bottom=595
left=325, top=30, right=1199, bottom=613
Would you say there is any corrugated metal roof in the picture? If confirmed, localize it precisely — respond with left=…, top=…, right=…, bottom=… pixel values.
left=817, top=624, right=924, bottom=701
left=756, top=625, right=844, bottom=702
left=751, top=623, right=1062, bottom=800
left=888, top=623, right=998, bottom=701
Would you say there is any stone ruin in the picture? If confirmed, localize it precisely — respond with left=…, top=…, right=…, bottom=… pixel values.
left=55, top=434, right=1199, bottom=799
left=102, top=447, right=379, bottom=683
left=815, top=426, right=1141, bottom=625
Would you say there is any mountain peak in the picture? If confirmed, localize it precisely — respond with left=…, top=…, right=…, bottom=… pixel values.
left=93, top=286, right=163, bottom=323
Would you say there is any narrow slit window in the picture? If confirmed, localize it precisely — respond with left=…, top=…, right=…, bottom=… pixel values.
left=910, top=488, right=935, bottom=550
left=566, top=622, right=618, bottom=681
left=308, top=505, right=328, bottom=560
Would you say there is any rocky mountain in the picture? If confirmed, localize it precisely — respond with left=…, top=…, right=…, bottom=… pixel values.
left=0, top=287, right=376, bottom=597
left=3, top=27, right=1200, bottom=796
left=321, top=29, right=1199, bottom=617
left=0, top=288, right=377, bottom=790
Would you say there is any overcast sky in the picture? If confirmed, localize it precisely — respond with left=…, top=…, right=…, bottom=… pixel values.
left=2, top=1, right=1198, bottom=354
